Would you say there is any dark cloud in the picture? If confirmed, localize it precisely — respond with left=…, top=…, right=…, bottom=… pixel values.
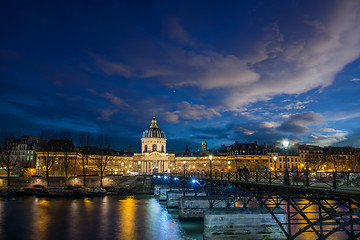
left=277, top=112, right=322, bottom=135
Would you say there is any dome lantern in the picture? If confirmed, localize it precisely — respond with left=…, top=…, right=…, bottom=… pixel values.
left=142, top=117, right=166, bottom=139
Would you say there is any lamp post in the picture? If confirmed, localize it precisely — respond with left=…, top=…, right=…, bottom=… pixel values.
left=283, top=140, right=290, bottom=185
left=183, top=161, right=186, bottom=176
left=209, top=155, right=213, bottom=179
left=273, top=155, right=277, bottom=177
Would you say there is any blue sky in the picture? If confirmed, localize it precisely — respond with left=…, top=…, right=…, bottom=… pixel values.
left=1, top=0, right=360, bottom=152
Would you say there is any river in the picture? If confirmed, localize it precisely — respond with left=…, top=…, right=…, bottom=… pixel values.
left=0, top=195, right=351, bottom=240
left=0, top=195, right=203, bottom=240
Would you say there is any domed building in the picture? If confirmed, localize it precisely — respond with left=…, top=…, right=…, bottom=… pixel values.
left=134, top=117, right=175, bottom=174
left=141, top=117, right=166, bottom=153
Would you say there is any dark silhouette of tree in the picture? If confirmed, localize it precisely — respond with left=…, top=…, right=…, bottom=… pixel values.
left=78, top=132, right=93, bottom=186
left=305, top=154, right=323, bottom=171
left=95, top=135, right=112, bottom=187
left=59, top=140, right=73, bottom=187
left=0, top=135, right=16, bottom=186
left=39, top=141, right=58, bottom=187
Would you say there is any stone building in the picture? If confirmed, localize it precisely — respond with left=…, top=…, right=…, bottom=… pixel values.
left=134, top=117, right=175, bottom=174
left=9, top=135, right=40, bottom=173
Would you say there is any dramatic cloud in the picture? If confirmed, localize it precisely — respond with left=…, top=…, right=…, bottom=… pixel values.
left=232, top=126, right=255, bottom=135
left=228, top=1, right=360, bottom=109
left=309, top=132, right=347, bottom=146
left=94, top=1, right=360, bottom=114
left=283, top=100, right=312, bottom=110
left=308, top=127, right=348, bottom=146
left=2, top=1, right=360, bottom=151
left=277, top=112, right=322, bottom=134
left=316, top=128, right=346, bottom=133
left=260, top=122, right=281, bottom=129
left=165, top=101, right=221, bottom=123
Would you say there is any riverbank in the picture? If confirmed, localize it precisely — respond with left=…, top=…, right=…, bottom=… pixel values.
left=0, top=186, right=134, bottom=198
left=0, top=175, right=154, bottom=197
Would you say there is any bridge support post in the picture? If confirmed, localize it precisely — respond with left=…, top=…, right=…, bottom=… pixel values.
left=203, top=208, right=286, bottom=240
left=332, top=171, right=337, bottom=190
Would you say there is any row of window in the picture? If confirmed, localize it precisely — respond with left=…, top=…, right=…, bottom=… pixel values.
left=144, top=144, right=165, bottom=152
left=270, top=163, right=299, bottom=169
left=270, top=157, right=298, bottom=162
left=11, top=151, right=33, bottom=155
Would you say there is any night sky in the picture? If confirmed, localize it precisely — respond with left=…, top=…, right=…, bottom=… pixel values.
left=1, top=0, right=360, bottom=152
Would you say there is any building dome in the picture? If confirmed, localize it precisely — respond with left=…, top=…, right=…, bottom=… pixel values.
left=142, top=117, right=166, bottom=139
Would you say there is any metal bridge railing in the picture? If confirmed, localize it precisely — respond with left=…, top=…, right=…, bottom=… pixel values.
left=163, top=170, right=360, bottom=191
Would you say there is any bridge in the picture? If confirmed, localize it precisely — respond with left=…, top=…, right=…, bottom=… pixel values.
left=153, top=170, right=360, bottom=240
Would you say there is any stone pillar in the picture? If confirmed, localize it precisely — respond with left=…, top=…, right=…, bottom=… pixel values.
left=154, top=185, right=162, bottom=196
left=166, top=190, right=207, bottom=208
left=159, top=186, right=171, bottom=200
left=203, top=207, right=286, bottom=240
left=179, top=196, right=233, bottom=219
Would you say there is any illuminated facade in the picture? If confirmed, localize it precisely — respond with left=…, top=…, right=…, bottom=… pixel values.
left=135, top=117, right=174, bottom=174
left=33, top=117, right=359, bottom=178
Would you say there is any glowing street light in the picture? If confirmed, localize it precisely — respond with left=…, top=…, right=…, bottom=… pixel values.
left=273, top=155, right=277, bottom=175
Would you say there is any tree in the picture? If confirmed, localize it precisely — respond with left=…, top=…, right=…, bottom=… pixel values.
left=59, top=141, right=72, bottom=187
left=305, top=155, right=323, bottom=171
left=40, top=143, right=58, bottom=187
left=78, top=132, right=93, bottom=186
left=0, top=135, right=16, bottom=186
left=95, top=135, right=112, bottom=187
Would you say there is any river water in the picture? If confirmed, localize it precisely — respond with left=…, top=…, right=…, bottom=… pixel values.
left=0, top=195, right=203, bottom=240
left=0, top=195, right=351, bottom=240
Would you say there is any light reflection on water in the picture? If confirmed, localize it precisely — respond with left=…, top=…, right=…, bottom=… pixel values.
left=0, top=196, right=202, bottom=240
left=0, top=195, right=352, bottom=240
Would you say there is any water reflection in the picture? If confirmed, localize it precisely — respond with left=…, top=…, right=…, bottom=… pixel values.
left=0, top=200, right=4, bottom=237
left=32, top=199, right=50, bottom=240
left=118, top=196, right=136, bottom=239
left=69, top=200, right=79, bottom=240
left=0, top=196, right=200, bottom=240
left=100, top=197, right=110, bottom=240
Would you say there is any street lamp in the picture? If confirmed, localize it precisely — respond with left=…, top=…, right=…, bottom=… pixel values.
left=209, top=155, right=213, bottom=179
left=183, top=161, right=186, bottom=176
left=273, top=155, right=277, bottom=170
left=282, top=140, right=290, bottom=185
left=273, top=155, right=277, bottom=177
